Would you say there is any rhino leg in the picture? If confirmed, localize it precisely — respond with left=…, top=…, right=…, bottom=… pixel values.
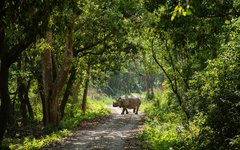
left=121, top=108, right=125, bottom=114
left=135, top=106, right=139, bottom=115
left=133, top=108, right=135, bottom=113
left=121, top=107, right=128, bottom=114
left=126, top=108, right=129, bottom=114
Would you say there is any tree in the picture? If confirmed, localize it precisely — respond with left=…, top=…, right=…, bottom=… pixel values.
left=58, top=0, right=124, bottom=116
left=0, top=0, right=59, bottom=145
left=188, top=17, right=240, bottom=149
left=139, top=0, right=240, bottom=148
left=41, top=10, right=74, bottom=126
left=59, top=0, right=144, bottom=115
left=60, top=66, right=76, bottom=119
left=141, top=0, right=240, bottom=120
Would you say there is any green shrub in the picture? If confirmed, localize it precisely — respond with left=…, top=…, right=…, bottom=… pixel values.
left=138, top=89, right=209, bottom=150
left=3, top=129, right=70, bottom=150
left=60, top=98, right=111, bottom=129
left=4, top=96, right=111, bottom=149
left=188, top=19, right=240, bottom=148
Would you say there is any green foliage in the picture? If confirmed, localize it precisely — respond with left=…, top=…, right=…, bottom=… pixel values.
left=171, top=4, right=192, bottom=21
left=31, top=101, right=43, bottom=122
left=138, top=90, right=177, bottom=149
left=60, top=98, right=111, bottom=129
left=186, top=17, right=240, bottom=149
left=98, top=58, right=163, bottom=98
left=3, top=96, right=111, bottom=149
left=137, top=2, right=240, bottom=149
left=138, top=89, right=210, bottom=150
left=230, top=135, right=240, bottom=149
left=2, top=0, right=240, bottom=149
left=3, top=129, right=70, bottom=150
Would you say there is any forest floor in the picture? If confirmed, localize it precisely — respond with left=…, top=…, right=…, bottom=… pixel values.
left=42, top=106, right=145, bottom=150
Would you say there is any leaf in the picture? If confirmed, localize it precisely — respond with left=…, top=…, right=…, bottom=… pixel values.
left=186, top=9, right=192, bottom=15
left=225, top=20, right=230, bottom=24
left=171, top=13, right=176, bottom=21
left=182, top=11, right=187, bottom=16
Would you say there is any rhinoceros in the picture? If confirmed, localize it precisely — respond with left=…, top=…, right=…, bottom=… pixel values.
left=113, top=95, right=141, bottom=115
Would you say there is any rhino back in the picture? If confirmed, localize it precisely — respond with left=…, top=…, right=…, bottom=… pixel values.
left=123, top=98, right=141, bottom=108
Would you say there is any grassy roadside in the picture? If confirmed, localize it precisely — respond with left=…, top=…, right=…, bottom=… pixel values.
left=136, top=90, right=205, bottom=150
left=2, top=96, right=112, bottom=150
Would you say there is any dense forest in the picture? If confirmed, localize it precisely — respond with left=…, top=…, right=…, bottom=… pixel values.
left=0, top=0, right=240, bottom=149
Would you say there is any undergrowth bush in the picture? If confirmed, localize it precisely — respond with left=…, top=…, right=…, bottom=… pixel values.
left=60, top=98, right=110, bottom=129
left=5, top=129, right=70, bottom=150
left=3, top=96, right=111, bottom=150
left=138, top=89, right=206, bottom=150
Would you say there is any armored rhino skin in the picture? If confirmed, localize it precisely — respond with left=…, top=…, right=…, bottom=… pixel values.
left=113, top=95, right=141, bottom=115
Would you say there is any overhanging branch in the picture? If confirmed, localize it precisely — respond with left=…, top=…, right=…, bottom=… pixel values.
left=73, top=33, right=113, bottom=57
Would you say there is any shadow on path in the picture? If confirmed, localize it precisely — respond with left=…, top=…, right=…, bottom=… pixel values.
left=43, top=106, right=144, bottom=150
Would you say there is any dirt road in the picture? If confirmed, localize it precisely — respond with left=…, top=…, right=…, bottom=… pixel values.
left=44, top=106, right=144, bottom=150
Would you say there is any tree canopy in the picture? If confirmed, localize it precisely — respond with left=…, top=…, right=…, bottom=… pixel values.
left=0, top=0, right=240, bottom=149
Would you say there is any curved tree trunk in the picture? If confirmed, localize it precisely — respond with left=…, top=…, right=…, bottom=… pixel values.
left=152, top=49, right=190, bottom=120
left=60, top=66, right=76, bottom=119
left=0, top=62, right=10, bottom=145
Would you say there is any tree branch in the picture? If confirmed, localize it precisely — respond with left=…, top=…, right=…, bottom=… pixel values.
left=73, top=33, right=113, bottom=57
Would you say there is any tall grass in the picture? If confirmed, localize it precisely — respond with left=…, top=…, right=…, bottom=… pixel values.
left=138, top=89, right=205, bottom=150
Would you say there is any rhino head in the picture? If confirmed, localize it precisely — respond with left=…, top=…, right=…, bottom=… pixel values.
left=113, top=101, right=119, bottom=107
left=113, top=97, right=122, bottom=107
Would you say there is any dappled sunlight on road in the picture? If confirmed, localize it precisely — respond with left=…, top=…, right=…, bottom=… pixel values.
left=43, top=106, right=144, bottom=150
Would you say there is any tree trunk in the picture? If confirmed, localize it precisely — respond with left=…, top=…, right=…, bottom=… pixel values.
left=81, top=63, right=91, bottom=113
left=36, top=73, right=47, bottom=125
left=25, top=80, right=34, bottom=120
left=18, top=78, right=34, bottom=125
left=41, top=31, right=53, bottom=126
left=152, top=51, right=190, bottom=120
left=19, top=82, right=28, bottom=126
left=60, top=66, right=76, bottom=119
left=0, top=62, right=10, bottom=145
left=25, top=92, right=34, bottom=120
left=146, top=75, right=154, bottom=100
left=40, top=90, right=46, bottom=125
left=42, top=20, right=73, bottom=126
left=41, top=31, right=60, bottom=126
left=8, top=91, right=17, bottom=135
left=72, top=73, right=84, bottom=104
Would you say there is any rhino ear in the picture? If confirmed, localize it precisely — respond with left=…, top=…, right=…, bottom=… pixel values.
left=118, top=98, right=123, bottom=104
left=118, top=98, right=123, bottom=102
